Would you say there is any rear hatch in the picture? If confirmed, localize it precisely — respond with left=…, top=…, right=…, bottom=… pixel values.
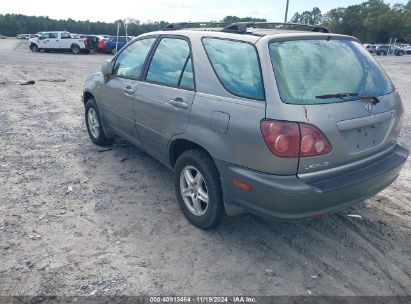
left=264, top=36, right=404, bottom=175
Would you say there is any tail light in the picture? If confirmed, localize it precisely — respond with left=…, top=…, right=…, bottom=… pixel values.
left=395, top=104, right=405, bottom=132
left=261, top=120, right=331, bottom=158
left=299, top=124, right=332, bottom=157
left=260, top=121, right=300, bottom=157
left=84, top=39, right=87, bottom=47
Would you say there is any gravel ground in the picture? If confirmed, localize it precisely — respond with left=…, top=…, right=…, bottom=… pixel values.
left=0, top=39, right=410, bottom=297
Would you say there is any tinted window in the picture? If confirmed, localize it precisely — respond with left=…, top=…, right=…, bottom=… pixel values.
left=268, top=40, right=394, bottom=105
left=49, top=33, right=58, bottom=39
left=202, top=38, right=264, bottom=100
left=113, top=38, right=156, bottom=80
left=146, top=38, right=193, bottom=89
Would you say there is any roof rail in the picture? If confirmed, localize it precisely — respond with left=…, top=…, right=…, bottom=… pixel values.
left=221, top=22, right=330, bottom=34
left=163, top=22, right=230, bottom=31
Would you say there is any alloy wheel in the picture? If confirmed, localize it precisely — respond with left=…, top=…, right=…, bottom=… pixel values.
left=180, top=166, right=209, bottom=216
left=87, top=108, right=100, bottom=139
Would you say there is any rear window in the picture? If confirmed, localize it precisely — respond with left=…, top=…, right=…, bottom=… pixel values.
left=268, top=39, right=394, bottom=105
left=202, top=38, right=264, bottom=101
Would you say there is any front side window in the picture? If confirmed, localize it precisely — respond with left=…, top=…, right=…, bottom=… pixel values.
left=202, top=38, right=264, bottom=101
left=113, top=37, right=156, bottom=80
left=146, top=38, right=194, bottom=89
left=268, top=39, right=394, bottom=105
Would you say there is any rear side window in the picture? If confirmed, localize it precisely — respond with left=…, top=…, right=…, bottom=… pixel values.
left=113, top=37, right=156, bottom=80
left=179, top=58, right=194, bottom=90
left=146, top=38, right=194, bottom=90
left=268, top=39, right=394, bottom=105
left=202, top=38, right=264, bottom=101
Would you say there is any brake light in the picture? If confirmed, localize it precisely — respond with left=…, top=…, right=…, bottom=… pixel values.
left=84, top=39, right=87, bottom=47
left=261, top=121, right=300, bottom=157
left=261, top=120, right=332, bottom=158
left=396, top=104, right=405, bottom=132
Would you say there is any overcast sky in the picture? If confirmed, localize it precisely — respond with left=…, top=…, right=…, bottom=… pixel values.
left=0, top=0, right=407, bottom=23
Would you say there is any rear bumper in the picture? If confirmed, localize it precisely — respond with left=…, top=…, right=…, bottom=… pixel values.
left=216, top=144, right=408, bottom=220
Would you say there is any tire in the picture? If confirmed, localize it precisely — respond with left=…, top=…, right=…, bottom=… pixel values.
left=174, top=149, right=224, bottom=229
left=71, top=44, right=80, bottom=54
left=31, top=44, right=39, bottom=52
left=399, top=52, right=404, bottom=56
left=85, top=99, right=111, bottom=146
left=111, top=48, right=117, bottom=55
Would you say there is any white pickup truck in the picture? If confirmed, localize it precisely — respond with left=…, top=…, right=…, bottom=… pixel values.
left=29, top=31, right=88, bottom=54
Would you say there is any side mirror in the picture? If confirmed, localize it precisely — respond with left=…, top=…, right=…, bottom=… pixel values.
left=101, top=60, right=113, bottom=76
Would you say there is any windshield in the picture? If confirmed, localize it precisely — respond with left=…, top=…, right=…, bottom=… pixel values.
left=268, top=39, right=394, bottom=105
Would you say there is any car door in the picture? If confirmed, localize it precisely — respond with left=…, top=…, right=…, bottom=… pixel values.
left=38, top=33, right=51, bottom=49
left=134, top=36, right=195, bottom=161
left=46, top=33, right=59, bottom=49
left=60, top=32, right=72, bottom=49
left=97, top=37, right=157, bottom=147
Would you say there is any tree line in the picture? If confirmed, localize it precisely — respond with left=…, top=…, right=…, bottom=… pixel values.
left=0, top=0, right=410, bottom=43
left=0, top=14, right=266, bottom=37
left=291, top=0, right=411, bottom=43
left=0, top=14, right=169, bottom=37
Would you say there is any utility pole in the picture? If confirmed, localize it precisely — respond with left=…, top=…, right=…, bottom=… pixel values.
left=115, top=21, right=121, bottom=53
left=124, top=21, right=128, bottom=42
left=284, top=0, right=290, bottom=25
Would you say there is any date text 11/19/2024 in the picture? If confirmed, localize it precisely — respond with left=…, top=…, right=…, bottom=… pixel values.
left=149, top=296, right=257, bottom=303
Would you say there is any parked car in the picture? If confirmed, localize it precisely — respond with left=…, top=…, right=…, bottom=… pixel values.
left=404, top=47, right=411, bottom=55
left=103, top=36, right=131, bottom=54
left=82, top=23, right=408, bottom=229
left=29, top=31, right=88, bottom=54
left=73, top=34, right=105, bottom=52
left=0, top=34, right=6, bottom=39
left=17, top=34, right=30, bottom=39
left=376, top=44, right=405, bottom=56
left=365, top=44, right=377, bottom=54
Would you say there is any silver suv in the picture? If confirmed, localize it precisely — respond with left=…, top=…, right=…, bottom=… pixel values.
left=82, top=22, right=408, bottom=229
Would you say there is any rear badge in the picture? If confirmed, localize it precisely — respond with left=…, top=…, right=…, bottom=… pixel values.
left=366, top=102, right=376, bottom=113
left=305, top=162, right=330, bottom=171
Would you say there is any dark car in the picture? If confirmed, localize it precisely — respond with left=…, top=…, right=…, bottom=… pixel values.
left=376, top=45, right=405, bottom=56
left=104, top=37, right=131, bottom=54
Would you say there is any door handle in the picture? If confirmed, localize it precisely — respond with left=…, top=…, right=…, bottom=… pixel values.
left=124, top=86, right=134, bottom=94
left=169, top=98, right=188, bottom=109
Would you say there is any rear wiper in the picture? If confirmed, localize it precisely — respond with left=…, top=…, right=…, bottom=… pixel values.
left=315, top=92, right=358, bottom=100
left=315, top=93, right=380, bottom=105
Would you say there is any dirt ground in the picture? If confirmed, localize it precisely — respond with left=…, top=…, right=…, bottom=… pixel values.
left=0, top=39, right=410, bottom=297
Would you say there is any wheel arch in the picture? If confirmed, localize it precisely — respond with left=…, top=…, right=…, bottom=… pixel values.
left=169, top=138, right=214, bottom=169
left=83, top=93, right=115, bottom=139
left=83, top=91, right=95, bottom=105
